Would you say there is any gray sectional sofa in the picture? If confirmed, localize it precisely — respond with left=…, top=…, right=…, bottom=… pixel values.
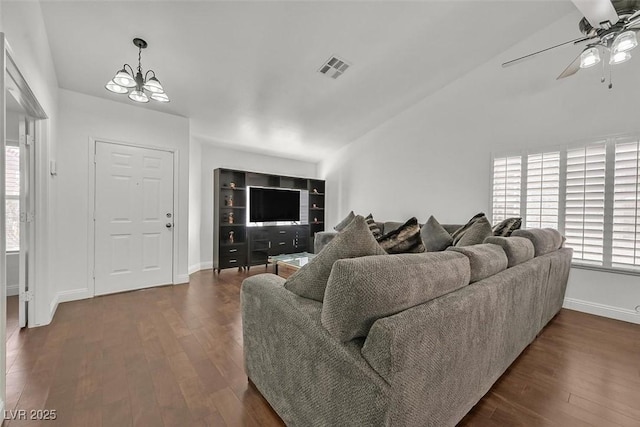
left=241, top=228, right=572, bottom=426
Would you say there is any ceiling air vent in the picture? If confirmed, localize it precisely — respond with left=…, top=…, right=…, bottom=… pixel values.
left=318, top=55, right=351, bottom=79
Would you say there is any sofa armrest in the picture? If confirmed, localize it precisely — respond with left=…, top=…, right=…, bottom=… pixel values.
left=314, top=231, right=338, bottom=253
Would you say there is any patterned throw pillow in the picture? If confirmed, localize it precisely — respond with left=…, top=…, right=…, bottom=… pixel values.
left=451, top=212, right=486, bottom=245
left=377, top=217, right=425, bottom=254
left=334, top=211, right=355, bottom=232
left=492, top=217, right=522, bottom=237
left=365, top=214, right=383, bottom=238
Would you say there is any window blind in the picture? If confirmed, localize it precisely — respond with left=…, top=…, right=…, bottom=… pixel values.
left=564, top=144, right=606, bottom=264
left=5, top=146, right=20, bottom=252
left=526, top=152, right=560, bottom=229
left=612, top=141, right=640, bottom=267
left=492, top=156, right=521, bottom=224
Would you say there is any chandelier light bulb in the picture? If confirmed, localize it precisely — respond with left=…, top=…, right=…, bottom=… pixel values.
left=612, top=31, right=638, bottom=53
left=113, top=69, right=136, bottom=88
left=143, top=76, right=164, bottom=94
left=105, top=80, right=128, bottom=94
left=579, top=47, right=601, bottom=68
left=610, top=50, right=632, bottom=65
left=150, top=92, right=170, bottom=103
left=128, top=90, right=149, bottom=103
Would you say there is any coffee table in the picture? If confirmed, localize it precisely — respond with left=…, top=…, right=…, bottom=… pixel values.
left=271, top=252, right=316, bottom=278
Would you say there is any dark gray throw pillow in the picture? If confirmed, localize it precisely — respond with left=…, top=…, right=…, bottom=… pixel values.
left=285, top=215, right=387, bottom=301
left=492, top=217, right=522, bottom=237
left=334, top=210, right=355, bottom=232
left=455, top=216, right=493, bottom=247
left=421, top=215, right=453, bottom=252
left=365, top=214, right=383, bottom=238
left=451, top=212, right=486, bottom=244
left=377, top=217, right=425, bottom=254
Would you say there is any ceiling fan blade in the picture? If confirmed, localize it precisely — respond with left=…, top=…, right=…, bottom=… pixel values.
left=557, top=53, right=583, bottom=80
left=572, top=0, right=619, bottom=28
left=502, top=37, right=593, bottom=68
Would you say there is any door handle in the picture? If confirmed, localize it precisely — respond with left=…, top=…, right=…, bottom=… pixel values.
left=166, top=223, right=173, bottom=228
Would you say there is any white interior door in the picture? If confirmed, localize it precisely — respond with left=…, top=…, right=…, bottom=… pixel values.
left=94, top=141, right=174, bottom=296
left=17, top=116, right=34, bottom=327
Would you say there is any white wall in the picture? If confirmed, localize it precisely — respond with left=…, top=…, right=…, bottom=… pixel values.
left=188, top=136, right=202, bottom=273
left=194, top=138, right=317, bottom=271
left=2, top=0, right=59, bottom=327
left=54, top=89, right=190, bottom=303
left=320, top=12, right=640, bottom=324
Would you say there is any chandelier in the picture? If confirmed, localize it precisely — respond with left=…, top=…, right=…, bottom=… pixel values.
left=105, top=38, right=169, bottom=103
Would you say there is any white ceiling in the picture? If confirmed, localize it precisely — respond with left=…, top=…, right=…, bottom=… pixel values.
left=40, top=1, right=576, bottom=161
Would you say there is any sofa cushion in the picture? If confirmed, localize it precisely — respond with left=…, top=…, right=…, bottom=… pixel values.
left=334, top=210, right=355, bottom=232
left=382, top=221, right=404, bottom=234
left=447, top=244, right=508, bottom=283
left=421, top=216, right=453, bottom=252
left=451, top=212, right=486, bottom=243
left=483, top=236, right=534, bottom=267
left=455, top=216, right=493, bottom=247
left=377, top=217, right=425, bottom=254
left=492, top=217, right=522, bottom=237
left=285, top=215, right=387, bottom=301
left=512, top=228, right=563, bottom=256
left=321, top=252, right=471, bottom=342
left=365, top=214, right=383, bottom=238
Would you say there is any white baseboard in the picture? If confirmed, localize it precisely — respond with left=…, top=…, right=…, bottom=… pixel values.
left=6, top=284, right=18, bottom=297
left=175, top=274, right=190, bottom=284
left=188, top=264, right=200, bottom=275
left=48, top=292, right=60, bottom=325
left=563, top=297, right=640, bottom=324
left=188, top=261, right=213, bottom=275
left=57, top=288, right=92, bottom=304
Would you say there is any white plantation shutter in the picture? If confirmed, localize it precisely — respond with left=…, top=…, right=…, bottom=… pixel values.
left=564, top=143, right=606, bottom=264
left=5, top=145, right=20, bottom=251
left=612, top=141, right=640, bottom=267
left=526, top=152, right=560, bottom=229
left=492, top=156, right=521, bottom=224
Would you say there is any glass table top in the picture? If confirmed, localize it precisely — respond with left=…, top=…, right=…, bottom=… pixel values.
left=270, top=252, right=316, bottom=268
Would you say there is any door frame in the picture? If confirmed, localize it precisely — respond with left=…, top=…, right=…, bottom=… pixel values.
left=87, top=137, right=180, bottom=297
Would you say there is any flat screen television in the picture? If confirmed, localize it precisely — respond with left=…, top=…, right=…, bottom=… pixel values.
left=249, top=187, right=301, bottom=223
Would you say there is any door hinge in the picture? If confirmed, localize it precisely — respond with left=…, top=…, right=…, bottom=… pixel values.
left=26, top=135, right=34, bottom=147
left=19, top=212, right=35, bottom=223
left=19, top=290, right=34, bottom=302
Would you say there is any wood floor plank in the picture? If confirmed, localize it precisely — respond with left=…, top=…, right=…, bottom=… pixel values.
left=5, top=268, right=640, bottom=426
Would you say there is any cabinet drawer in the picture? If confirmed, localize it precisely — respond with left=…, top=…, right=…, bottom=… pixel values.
left=219, top=245, right=246, bottom=257
left=219, top=255, right=245, bottom=268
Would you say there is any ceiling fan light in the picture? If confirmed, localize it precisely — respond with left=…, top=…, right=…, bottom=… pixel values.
left=150, top=92, right=170, bottom=103
left=128, top=90, right=149, bottom=103
left=610, top=50, right=632, bottom=64
left=143, top=76, right=164, bottom=94
left=105, top=80, right=128, bottom=94
left=114, top=68, right=136, bottom=88
left=579, top=47, right=601, bottom=68
left=612, top=31, right=638, bottom=53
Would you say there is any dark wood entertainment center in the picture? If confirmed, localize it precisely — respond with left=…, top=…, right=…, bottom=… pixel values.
left=213, top=168, right=325, bottom=272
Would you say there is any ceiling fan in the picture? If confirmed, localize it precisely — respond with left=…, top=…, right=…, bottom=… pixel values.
left=503, top=0, right=640, bottom=86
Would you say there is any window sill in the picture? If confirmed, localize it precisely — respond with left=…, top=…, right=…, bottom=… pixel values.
left=571, top=263, right=640, bottom=277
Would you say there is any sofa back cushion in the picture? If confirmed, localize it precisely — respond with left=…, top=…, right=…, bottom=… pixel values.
left=421, top=216, right=453, bottom=252
left=285, top=215, right=387, bottom=301
left=483, top=236, right=534, bottom=267
left=511, top=228, right=563, bottom=256
left=321, top=252, right=470, bottom=342
left=447, top=244, right=508, bottom=283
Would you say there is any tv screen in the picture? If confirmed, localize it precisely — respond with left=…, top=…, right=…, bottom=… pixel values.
left=250, top=187, right=301, bottom=222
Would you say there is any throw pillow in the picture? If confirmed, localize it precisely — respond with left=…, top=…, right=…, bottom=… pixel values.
left=365, top=214, right=383, bottom=238
left=334, top=210, right=355, bottom=232
left=376, top=217, right=425, bottom=254
left=420, top=215, right=453, bottom=252
left=451, top=212, right=486, bottom=245
left=492, top=217, right=522, bottom=237
left=285, top=215, right=387, bottom=301
left=455, top=216, right=493, bottom=247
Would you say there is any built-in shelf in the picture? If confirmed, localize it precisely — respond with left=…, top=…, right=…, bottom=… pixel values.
left=221, top=187, right=246, bottom=191
left=221, top=206, right=246, bottom=209
left=309, top=192, right=325, bottom=196
left=220, top=223, right=245, bottom=227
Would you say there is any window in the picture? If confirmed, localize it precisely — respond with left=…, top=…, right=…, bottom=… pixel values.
left=491, top=137, right=640, bottom=272
left=526, top=152, right=560, bottom=229
left=612, top=141, right=640, bottom=267
left=5, top=145, right=20, bottom=252
left=492, top=156, right=521, bottom=223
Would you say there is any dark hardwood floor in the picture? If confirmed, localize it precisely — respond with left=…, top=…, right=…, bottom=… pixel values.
left=4, top=268, right=640, bottom=426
